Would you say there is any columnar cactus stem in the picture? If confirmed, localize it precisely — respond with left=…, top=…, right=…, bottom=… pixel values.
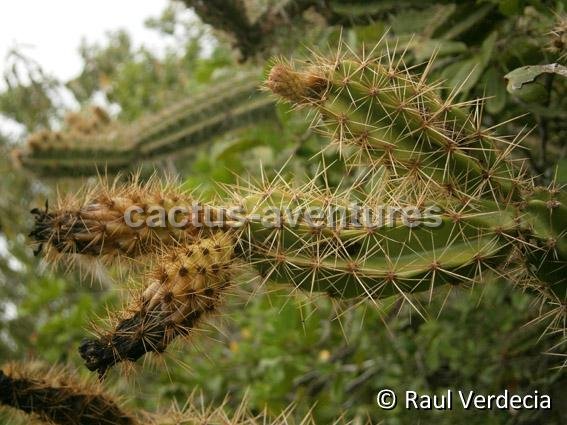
left=79, top=232, right=236, bottom=376
left=31, top=177, right=521, bottom=299
left=519, top=186, right=567, bottom=298
left=29, top=179, right=196, bottom=261
left=234, top=182, right=520, bottom=298
left=0, top=363, right=136, bottom=425
left=14, top=71, right=276, bottom=177
left=1, top=362, right=321, bottom=425
left=266, top=57, right=525, bottom=202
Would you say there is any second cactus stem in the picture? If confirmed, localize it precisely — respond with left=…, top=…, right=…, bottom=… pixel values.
left=15, top=71, right=275, bottom=177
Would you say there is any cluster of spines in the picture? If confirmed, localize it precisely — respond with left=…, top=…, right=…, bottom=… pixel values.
left=79, top=231, right=237, bottom=376
left=31, top=172, right=520, bottom=300
left=264, top=43, right=565, bottom=304
left=30, top=168, right=562, bottom=307
left=14, top=71, right=276, bottom=177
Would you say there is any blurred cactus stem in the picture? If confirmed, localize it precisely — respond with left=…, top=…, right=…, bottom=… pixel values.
left=14, top=71, right=276, bottom=177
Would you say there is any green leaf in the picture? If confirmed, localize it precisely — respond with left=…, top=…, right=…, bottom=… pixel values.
left=555, top=159, right=567, bottom=184
left=505, top=64, right=567, bottom=91
left=440, top=4, right=494, bottom=40
left=413, top=39, right=468, bottom=62
left=504, top=64, right=567, bottom=102
left=441, top=58, right=484, bottom=95
left=390, top=4, right=456, bottom=36
left=211, top=136, right=265, bottom=161
left=479, top=32, right=498, bottom=67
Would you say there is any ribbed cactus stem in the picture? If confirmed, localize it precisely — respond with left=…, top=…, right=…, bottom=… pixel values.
left=27, top=40, right=566, bottom=374
left=30, top=198, right=189, bottom=260
left=139, top=95, right=274, bottom=157
left=29, top=178, right=565, bottom=373
left=79, top=232, right=235, bottom=376
left=520, top=187, right=567, bottom=298
left=15, top=71, right=276, bottom=177
left=267, top=58, right=523, bottom=202
left=234, top=183, right=519, bottom=298
left=31, top=178, right=521, bottom=299
left=29, top=179, right=222, bottom=261
left=0, top=362, right=315, bottom=425
left=0, top=363, right=136, bottom=425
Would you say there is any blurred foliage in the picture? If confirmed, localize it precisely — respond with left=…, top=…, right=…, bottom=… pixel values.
left=0, top=51, right=63, bottom=131
left=0, top=0, right=566, bottom=424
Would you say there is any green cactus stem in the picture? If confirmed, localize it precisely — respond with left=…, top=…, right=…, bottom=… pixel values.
left=15, top=71, right=276, bottom=177
left=266, top=58, right=525, bottom=203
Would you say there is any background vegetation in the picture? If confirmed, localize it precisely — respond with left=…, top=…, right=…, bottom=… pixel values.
left=1, top=1, right=566, bottom=423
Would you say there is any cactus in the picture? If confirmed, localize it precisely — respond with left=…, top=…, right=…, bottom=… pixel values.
left=182, top=0, right=438, bottom=59
left=15, top=106, right=138, bottom=177
left=79, top=232, right=236, bottom=376
left=263, top=45, right=565, bottom=294
left=1, top=362, right=327, bottom=425
left=266, top=57, right=525, bottom=203
left=519, top=186, right=567, bottom=295
left=0, top=362, right=135, bottom=425
left=14, top=71, right=275, bottom=177
left=30, top=41, right=566, bottom=374
left=29, top=176, right=200, bottom=262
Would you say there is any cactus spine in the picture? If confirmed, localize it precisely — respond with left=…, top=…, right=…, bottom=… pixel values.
left=264, top=46, right=565, bottom=299
left=266, top=57, right=524, bottom=202
left=29, top=177, right=201, bottom=262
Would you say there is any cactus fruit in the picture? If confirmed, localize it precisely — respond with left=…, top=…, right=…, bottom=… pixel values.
left=30, top=40, right=566, bottom=374
left=14, top=71, right=275, bottom=177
